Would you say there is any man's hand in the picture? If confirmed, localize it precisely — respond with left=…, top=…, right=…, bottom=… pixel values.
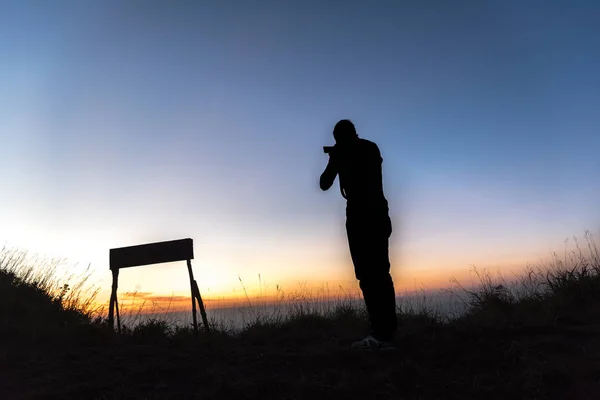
left=320, top=155, right=338, bottom=191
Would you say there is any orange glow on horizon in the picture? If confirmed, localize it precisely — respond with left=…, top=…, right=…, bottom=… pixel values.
left=92, top=266, right=483, bottom=315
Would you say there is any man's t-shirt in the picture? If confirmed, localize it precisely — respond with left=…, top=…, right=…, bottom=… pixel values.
left=336, top=138, right=389, bottom=219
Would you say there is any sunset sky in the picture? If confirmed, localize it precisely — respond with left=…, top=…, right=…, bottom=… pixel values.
left=1, top=1, right=599, bottom=308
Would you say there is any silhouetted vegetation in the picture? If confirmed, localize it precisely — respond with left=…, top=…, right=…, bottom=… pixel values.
left=1, top=232, right=599, bottom=399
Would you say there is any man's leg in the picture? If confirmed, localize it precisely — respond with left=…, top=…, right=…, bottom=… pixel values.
left=358, top=233, right=397, bottom=342
left=347, top=216, right=397, bottom=343
left=358, top=276, right=383, bottom=339
left=366, top=271, right=397, bottom=341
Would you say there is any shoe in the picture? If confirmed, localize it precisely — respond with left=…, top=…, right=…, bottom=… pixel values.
left=351, top=335, right=396, bottom=351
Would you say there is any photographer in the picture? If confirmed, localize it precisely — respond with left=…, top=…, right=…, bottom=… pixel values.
left=320, top=119, right=397, bottom=350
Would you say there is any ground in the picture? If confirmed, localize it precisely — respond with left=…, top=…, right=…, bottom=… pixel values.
left=3, top=313, right=600, bottom=399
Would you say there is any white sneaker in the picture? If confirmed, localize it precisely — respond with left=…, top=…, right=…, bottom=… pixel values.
left=351, top=335, right=395, bottom=351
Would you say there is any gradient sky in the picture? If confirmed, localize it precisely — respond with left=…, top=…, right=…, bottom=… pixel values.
left=1, top=1, right=599, bottom=306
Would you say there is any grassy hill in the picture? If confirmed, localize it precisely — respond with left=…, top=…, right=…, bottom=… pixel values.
left=1, top=234, right=600, bottom=400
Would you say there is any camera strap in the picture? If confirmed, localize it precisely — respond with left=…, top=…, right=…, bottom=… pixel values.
left=340, top=183, right=347, bottom=199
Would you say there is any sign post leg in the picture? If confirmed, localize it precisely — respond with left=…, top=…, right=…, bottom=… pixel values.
left=187, top=259, right=199, bottom=336
left=115, top=292, right=121, bottom=334
left=193, top=280, right=210, bottom=333
left=108, top=269, right=120, bottom=332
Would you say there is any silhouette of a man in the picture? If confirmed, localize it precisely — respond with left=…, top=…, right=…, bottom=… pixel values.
left=320, top=119, right=397, bottom=349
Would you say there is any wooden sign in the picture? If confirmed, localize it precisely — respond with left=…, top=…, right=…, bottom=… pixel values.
left=108, top=238, right=209, bottom=336
left=110, top=238, right=194, bottom=269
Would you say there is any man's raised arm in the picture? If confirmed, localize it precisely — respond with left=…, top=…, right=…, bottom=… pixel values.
left=320, top=157, right=338, bottom=191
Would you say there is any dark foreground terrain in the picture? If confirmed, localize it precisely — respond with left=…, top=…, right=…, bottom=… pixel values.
left=3, top=312, right=600, bottom=399
left=2, top=242, right=600, bottom=399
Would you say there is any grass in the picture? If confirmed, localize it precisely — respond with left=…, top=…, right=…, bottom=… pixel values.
left=1, top=231, right=600, bottom=399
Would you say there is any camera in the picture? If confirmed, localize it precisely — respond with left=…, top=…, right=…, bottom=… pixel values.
left=323, top=146, right=335, bottom=154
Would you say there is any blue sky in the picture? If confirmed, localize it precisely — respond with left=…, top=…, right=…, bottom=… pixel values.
left=1, top=1, right=599, bottom=302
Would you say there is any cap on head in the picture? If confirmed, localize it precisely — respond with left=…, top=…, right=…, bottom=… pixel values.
left=333, top=119, right=358, bottom=144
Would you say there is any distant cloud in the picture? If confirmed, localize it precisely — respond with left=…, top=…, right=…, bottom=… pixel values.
left=120, top=291, right=155, bottom=299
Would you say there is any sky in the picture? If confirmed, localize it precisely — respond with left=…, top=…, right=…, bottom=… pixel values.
left=1, top=1, right=599, bottom=308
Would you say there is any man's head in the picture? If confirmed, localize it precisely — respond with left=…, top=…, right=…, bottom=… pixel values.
left=333, top=119, right=358, bottom=146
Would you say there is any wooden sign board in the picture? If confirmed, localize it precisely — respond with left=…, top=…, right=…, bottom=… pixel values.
left=107, top=238, right=209, bottom=336
left=110, top=238, right=194, bottom=270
